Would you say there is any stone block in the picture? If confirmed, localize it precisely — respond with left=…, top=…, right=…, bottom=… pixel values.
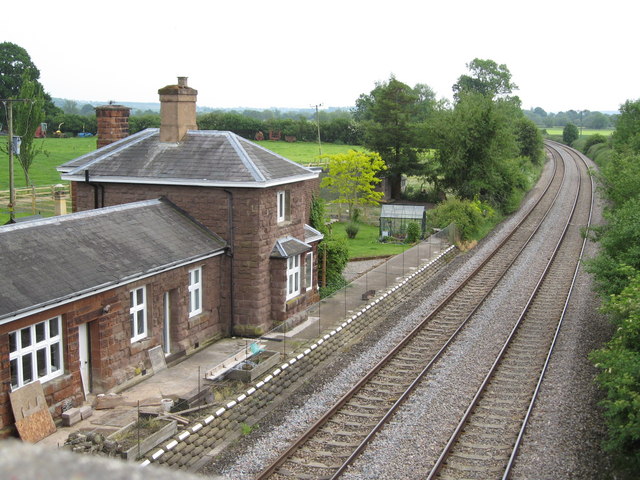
left=79, top=405, right=93, bottom=420
left=61, top=408, right=82, bottom=427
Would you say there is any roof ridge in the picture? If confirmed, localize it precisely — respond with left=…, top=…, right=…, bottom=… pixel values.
left=225, top=131, right=266, bottom=182
left=240, top=136, right=315, bottom=173
left=0, top=199, right=162, bottom=232
left=67, top=129, right=158, bottom=176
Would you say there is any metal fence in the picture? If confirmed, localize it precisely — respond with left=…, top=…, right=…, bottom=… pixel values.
left=208, top=226, right=457, bottom=376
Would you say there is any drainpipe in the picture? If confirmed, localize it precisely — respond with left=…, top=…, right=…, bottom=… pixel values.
left=84, top=170, right=104, bottom=209
left=224, top=189, right=235, bottom=335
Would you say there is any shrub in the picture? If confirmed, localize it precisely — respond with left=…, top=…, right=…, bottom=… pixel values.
left=563, top=123, right=579, bottom=145
left=427, top=197, right=491, bottom=242
left=583, top=134, right=608, bottom=154
left=345, top=222, right=360, bottom=239
left=589, top=269, right=640, bottom=474
left=406, top=222, right=421, bottom=243
left=317, top=236, right=349, bottom=298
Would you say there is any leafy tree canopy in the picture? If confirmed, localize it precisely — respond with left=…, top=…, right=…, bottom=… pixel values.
left=563, top=123, right=579, bottom=144
left=0, top=42, right=39, bottom=100
left=453, top=58, right=518, bottom=101
left=0, top=42, right=58, bottom=117
left=612, top=99, right=640, bottom=153
left=354, top=75, right=436, bottom=198
left=514, top=116, right=544, bottom=165
left=320, top=150, right=386, bottom=220
left=428, top=92, right=524, bottom=210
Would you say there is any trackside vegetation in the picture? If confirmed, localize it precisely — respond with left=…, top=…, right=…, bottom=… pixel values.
left=585, top=98, right=640, bottom=476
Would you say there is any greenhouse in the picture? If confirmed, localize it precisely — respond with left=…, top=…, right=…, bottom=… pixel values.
left=379, top=204, right=426, bottom=239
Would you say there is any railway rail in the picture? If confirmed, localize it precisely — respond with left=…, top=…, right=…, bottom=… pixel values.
left=426, top=141, right=593, bottom=479
left=256, top=142, right=590, bottom=480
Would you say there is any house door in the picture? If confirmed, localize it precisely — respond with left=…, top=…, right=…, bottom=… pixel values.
left=163, top=292, right=171, bottom=355
left=78, top=323, right=91, bottom=396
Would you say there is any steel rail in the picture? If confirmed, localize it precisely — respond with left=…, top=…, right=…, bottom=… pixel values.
left=256, top=146, right=568, bottom=480
left=426, top=142, right=592, bottom=479
left=501, top=143, right=595, bottom=479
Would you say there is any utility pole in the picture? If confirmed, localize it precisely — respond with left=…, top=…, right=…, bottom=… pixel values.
left=312, top=103, right=323, bottom=157
left=2, top=98, right=31, bottom=222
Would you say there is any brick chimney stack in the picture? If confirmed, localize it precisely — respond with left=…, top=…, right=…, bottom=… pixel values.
left=158, top=77, right=198, bottom=143
left=96, top=104, right=131, bottom=148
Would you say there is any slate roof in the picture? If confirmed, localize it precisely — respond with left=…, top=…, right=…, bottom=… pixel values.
left=271, top=236, right=312, bottom=259
left=0, top=198, right=226, bottom=323
left=57, top=129, right=318, bottom=188
left=304, top=224, right=324, bottom=244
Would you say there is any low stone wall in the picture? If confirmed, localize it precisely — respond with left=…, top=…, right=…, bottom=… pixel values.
left=142, top=245, right=458, bottom=469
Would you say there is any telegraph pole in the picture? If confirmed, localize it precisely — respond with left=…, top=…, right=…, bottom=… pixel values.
left=2, top=98, right=31, bottom=222
left=312, top=103, right=323, bottom=157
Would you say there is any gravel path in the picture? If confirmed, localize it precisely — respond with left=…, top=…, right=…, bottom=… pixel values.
left=203, top=152, right=613, bottom=479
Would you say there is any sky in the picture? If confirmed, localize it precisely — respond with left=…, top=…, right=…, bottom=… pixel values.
left=3, top=0, right=637, bottom=113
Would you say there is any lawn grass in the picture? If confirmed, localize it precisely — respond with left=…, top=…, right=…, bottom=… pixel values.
left=1, top=137, right=96, bottom=190
left=253, top=140, right=363, bottom=164
left=331, top=222, right=412, bottom=259
left=542, top=127, right=613, bottom=136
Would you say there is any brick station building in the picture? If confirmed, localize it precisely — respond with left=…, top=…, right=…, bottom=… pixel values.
left=0, top=78, right=322, bottom=436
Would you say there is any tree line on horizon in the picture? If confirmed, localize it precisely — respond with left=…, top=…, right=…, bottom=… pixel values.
left=2, top=42, right=543, bottom=212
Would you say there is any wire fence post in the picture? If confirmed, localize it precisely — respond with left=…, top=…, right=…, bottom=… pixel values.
left=283, top=322, right=286, bottom=358
left=344, top=284, right=347, bottom=318
left=385, top=259, right=388, bottom=289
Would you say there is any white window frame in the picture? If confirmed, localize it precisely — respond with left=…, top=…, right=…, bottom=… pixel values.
left=188, top=266, right=203, bottom=317
left=305, top=252, right=313, bottom=292
left=130, top=286, right=147, bottom=343
left=277, top=190, right=286, bottom=223
left=286, top=254, right=301, bottom=300
left=9, top=316, right=63, bottom=390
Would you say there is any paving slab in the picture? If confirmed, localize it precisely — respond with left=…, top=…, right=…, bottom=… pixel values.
left=36, top=337, right=250, bottom=448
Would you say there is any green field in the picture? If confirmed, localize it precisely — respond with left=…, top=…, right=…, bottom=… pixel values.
left=542, top=127, right=613, bottom=137
left=254, top=140, right=363, bottom=164
left=0, top=137, right=96, bottom=190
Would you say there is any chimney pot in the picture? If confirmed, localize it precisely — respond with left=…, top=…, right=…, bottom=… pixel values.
left=178, top=77, right=188, bottom=87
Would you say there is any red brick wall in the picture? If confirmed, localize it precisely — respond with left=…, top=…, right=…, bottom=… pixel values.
left=96, top=105, right=131, bottom=149
left=0, top=256, right=224, bottom=436
left=70, top=177, right=321, bottom=335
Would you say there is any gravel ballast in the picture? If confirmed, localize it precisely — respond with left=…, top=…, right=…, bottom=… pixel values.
left=204, top=153, right=614, bottom=479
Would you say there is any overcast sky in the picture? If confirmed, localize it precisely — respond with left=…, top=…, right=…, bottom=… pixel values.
left=4, top=0, right=636, bottom=113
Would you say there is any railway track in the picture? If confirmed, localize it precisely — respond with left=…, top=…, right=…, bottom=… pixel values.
left=426, top=142, right=593, bottom=479
left=256, top=143, right=588, bottom=480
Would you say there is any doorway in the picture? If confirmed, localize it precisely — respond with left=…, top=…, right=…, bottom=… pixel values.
left=163, top=292, right=171, bottom=355
left=78, top=322, right=91, bottom=396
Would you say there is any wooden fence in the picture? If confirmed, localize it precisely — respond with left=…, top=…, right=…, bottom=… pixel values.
left=0, top=184, right=71, bottom=219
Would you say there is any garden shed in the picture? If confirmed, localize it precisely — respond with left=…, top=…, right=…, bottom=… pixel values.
left=379, top=204, right=426, bottom=239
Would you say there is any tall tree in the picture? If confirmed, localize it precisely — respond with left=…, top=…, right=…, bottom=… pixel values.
left=13, top=71, right=45, bottom=184
left=453, top=58, right=518, bottom=101
left=429, top=92, right=523, bottom=210
left=0, top=42, right=58, bottom=117
left=0, top=42, right=39, bottom=100
left=355, top=75, right=435, bottom=199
